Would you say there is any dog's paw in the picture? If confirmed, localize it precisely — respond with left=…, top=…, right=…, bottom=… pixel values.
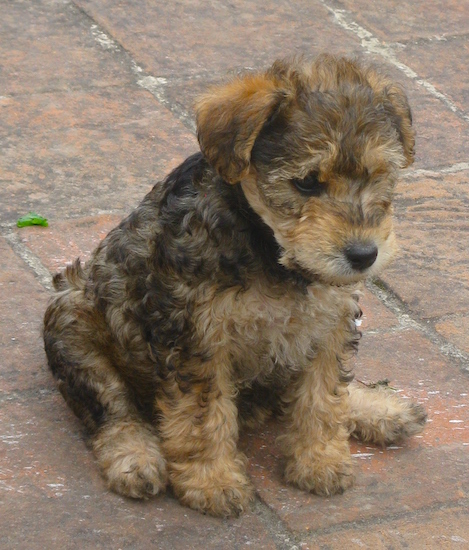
left=178, top=479, right=255, bottom=518
left=370, top=400, right=427, bottom=446
left=171, top=457, right=254, bottom=517
left=103, top=448, right=168, bottom=499
left=93, top=421, right=168, bottom=499
left=348, top=384, right=427, bottom=446
left=285, top=448, right=354, bottom=496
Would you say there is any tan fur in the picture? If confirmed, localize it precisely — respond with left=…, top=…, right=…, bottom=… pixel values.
left=157, top=351, right=253, bottom=516
left=196, top=74, right=289, bottom=183
left=348, top=383, right=427, bottom=446
left=93, top=420, right=167, bottom=499
left=280, top=351, right=354, bottom=495
left=43, top=55, right=425, bottom=517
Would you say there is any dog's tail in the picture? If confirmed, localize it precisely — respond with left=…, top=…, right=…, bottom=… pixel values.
left=52, top=258, right=86, bottom=292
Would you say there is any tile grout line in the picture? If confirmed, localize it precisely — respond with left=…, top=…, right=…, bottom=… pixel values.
left=395, top=31, right=469, bottom=47
left=302, top=496, right=469, bottom=540
left=133, top=71, right=197, bottom=134
left=403, top=162, right=469, bottom=179
left=252, top=498, right=304, bottom=550
left=76, top=1, right=197, bottom=134
left=2, top=227, right=53, bottom=291
left=320, top=0, right=469, bottom=124
left=368, top=278, right=469, bottom=374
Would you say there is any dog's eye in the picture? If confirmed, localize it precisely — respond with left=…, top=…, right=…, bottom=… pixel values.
left=291, top=172, right=325, bottom=196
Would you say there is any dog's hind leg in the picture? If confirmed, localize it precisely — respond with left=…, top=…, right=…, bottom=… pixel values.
left=347, top=382, right=427, bottom=446
left=43, top=279, right=167, bottom=499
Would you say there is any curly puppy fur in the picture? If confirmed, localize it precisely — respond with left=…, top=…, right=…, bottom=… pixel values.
left=43, top=55, right=426, bottom=517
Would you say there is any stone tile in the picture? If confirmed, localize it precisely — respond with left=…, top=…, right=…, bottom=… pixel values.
left=241, top=329, right=469, bottom=533
left=436, top=315, right=469, bottom=355
left=337, top=0, right=469, bottom=42
left=396, top=37, right=469, bottom=116
left=0, top=0, right=135, bottom=95
left=355, top=330, right=469, bottom=446
left=0, top=89, right=198, bottom=224
left=404, top=84, right=469, bottom=170
left=0, top=392, right=277, bottom=550
left=18, top=214, right=122, bottom=273
left=152, top=76, right=221, bottom=131
left=354, top=328, right=461, bottom=390
left=74, top=0, right=363, bottom=77
left=382, top=173, right=469, bottom=318
left=0, top=237, right=50, bottom=393
left=307, top=506, right=469, bottom=549
left=359, top=289, right=399, bottom=332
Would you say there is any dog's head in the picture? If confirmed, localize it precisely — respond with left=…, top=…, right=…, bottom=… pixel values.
left=195, top=55, right=414, bottom=285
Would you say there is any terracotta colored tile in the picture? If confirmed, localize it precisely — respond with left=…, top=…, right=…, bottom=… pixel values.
left=0, top=393, right=277, bottom=550
left=0, top=0, right=135, bottom=95
left=436, top=314, right=469, bottom=355
left=354, top=330, right=469, bottom=448
left=18, top=214, right=122, bottom=273
left=359, top=289, right=399, bottom=332
left=74, top=0, right=363, bottom=77
left=308, top=506, right=469, bottom=549
left=405, top=85, right=469, bottom=170
left=0, top=237, right=50, bottom=393
left=382, top=173, right=469, bottom=318
left=397, top=37, right=469, bottom=115
left=337, top=0, right=469, bottom=42
left=0, top=89, right=198, bottom=224
left=355, top=329, right=458, bottom=389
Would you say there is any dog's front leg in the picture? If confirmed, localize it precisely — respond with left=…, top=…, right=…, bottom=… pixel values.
left=157, top=357, right=254, bottom=517
left=280, top=349, right=354, bottom=495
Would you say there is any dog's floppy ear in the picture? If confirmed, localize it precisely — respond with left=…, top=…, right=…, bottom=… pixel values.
left=382, top=84, right=415, bottom=168
left=366, top=68, right=415, bottom=168
left=195, top=74, right=288, bottom=183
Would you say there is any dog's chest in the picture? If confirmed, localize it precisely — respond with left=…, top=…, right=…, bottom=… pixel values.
left=196, top=281, right=358, bottom=383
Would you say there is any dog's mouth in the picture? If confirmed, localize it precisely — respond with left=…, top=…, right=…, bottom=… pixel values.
left=285, top=258, right=373, bottom=287
left=281, top=238, right=390, bottom=287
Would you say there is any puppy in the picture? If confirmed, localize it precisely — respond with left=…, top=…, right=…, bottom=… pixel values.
left=43, top=55, right=426, bottom=517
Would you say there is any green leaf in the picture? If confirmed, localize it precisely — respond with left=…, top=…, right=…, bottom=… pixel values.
left=17, top=212, right=49, bottom=228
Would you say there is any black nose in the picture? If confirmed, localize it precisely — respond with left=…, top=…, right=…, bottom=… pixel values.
left=345, top=242, right=378, bottom=271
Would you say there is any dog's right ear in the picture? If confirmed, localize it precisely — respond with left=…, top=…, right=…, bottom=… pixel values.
left=365, top=68, right=415, bottom=168
left=195, top=74, right=289, bottom=184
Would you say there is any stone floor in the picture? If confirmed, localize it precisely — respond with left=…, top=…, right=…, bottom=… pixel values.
left=1, top=1, right=469, bottom=548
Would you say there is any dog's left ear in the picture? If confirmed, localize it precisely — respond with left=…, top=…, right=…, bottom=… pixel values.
left=382, top=85, right=415, bottom=168
left=195, top=74, right=289, bottom=183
